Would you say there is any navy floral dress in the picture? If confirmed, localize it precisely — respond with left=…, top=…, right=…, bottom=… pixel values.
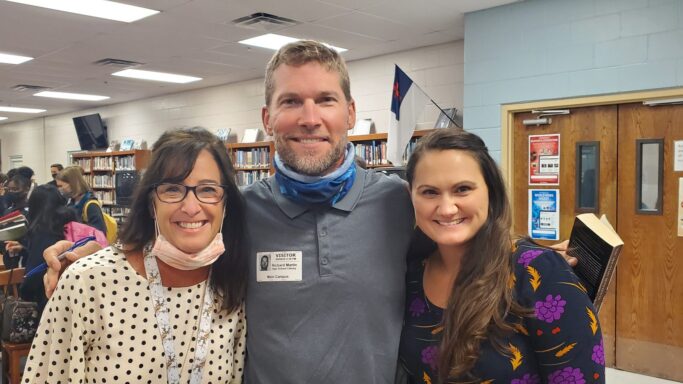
left=398, top=240, right=605, bottom=383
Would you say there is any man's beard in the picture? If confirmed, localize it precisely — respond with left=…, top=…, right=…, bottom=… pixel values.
left=275, top=136, right=347, bottom=176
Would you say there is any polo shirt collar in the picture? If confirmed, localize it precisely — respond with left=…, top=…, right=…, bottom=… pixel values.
left=269, top=164, right=366, bottom=219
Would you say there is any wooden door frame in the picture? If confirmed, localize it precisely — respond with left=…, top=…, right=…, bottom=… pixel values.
left=500, top=87, right=683, bottom=210
left=503, top=87, right=683, bottom=375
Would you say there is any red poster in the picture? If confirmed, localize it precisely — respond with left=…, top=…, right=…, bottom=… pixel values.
left=529, top=134, right=560, bottom=185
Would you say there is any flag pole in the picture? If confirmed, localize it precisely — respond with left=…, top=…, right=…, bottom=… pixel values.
left=429, top=99, right=462, bottom=128
left=408, top=74, right=462, bottom=128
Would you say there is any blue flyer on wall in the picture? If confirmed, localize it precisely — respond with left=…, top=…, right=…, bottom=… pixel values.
left=528, top=189, right=560, bottom=240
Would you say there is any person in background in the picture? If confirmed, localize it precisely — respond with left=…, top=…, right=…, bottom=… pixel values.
left=3, top=173, right=30, bottom=217
left=2, top=173, right=32, bottom=268
left=0, top=172, right=8, bottom=215
left=0, top=173, right=7, bottom=192
left=398, top=129, right=604, bottom=383
left=7, top=185, right=77, bottom=312
left=23, top=127, right=247, bottom=383
left=46, top=163, right=63, bottom=186
left=55, top=165, right=106, bottom=235
left=15, top=166, right=36, bottom=198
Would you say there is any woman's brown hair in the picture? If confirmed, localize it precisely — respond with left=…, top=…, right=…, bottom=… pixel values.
left=406, top=129, right=529, bottom=381
left=118, top=127, right=247, bottom=313
left=57, top=165, right=92, bottom=197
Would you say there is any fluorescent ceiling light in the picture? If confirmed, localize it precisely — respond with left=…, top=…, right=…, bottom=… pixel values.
left=6, top=0, right=159, bottom=23
left=0, top=52, right=33, bottom=65
left=112, top=69, right=202, bottom=84
left=240, top=34, right=299, bottom=51
left=34, top=91, right=110, bottom=101
left=0, top=106, right=46, bottom=113
left=0, top=117, right=7, bottom=121
left=239, top=33, right=347, bottom=52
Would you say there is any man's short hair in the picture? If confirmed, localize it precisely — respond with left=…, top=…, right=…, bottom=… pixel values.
left=264, top=40, right=351, bottom=106
left=51, top=163, right=64, bottom=171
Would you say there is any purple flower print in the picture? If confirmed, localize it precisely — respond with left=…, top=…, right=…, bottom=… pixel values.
left=409, top=296, right=426, bottom=317
left=518, top=249, right=543, bottom=267
left=511, top=373, right=541, bottom=384
left=592, top=340, right=605, bottom=365
left=421, top=345, right=438, bottom=371
left=547, top=367, right=585, bottom=384
left=534, top=294, right=566, bottom=323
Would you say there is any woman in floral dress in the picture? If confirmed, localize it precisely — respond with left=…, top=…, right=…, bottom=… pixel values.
left=398, top=129, right=604, bottom=384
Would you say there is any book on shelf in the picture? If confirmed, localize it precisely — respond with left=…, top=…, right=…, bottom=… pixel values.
left=567, top=213, right=624, bottom=312
left=120, top=138, right=135, bottom=151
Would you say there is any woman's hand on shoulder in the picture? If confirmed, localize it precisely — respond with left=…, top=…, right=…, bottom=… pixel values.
left=43, top=240, right=103, bottom=298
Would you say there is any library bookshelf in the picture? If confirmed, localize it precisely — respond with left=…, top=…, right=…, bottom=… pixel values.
left=349, top=129, right=435, bottom=168
left=225, top=129, right=435, bottom=186
left=70, top=150, right=151, bottom=220
left=226, top=141, right=275, bottom=187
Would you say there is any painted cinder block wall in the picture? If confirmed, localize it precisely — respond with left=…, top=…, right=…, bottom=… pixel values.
left=0, top=41, right=462, bottom=183
left=464, top=0, right=683, bottom=162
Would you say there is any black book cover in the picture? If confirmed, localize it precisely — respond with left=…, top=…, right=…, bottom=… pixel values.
left=567, top=213, right=624, bottom=312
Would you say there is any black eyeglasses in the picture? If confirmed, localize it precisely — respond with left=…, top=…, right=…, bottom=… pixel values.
left=154, top=183, right=226, bottom=204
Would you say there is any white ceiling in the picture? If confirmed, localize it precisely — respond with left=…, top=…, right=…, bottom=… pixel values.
left=0, top=0, right=520, bottom=125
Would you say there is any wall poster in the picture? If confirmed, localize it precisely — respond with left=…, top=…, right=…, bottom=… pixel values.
left=529, top=134, right=560, bottom=185
left=529, top=189, right=560, bottom=240
left=679, top=178, right=683, bottom=237
left=675, top=140, right=683, bottom=172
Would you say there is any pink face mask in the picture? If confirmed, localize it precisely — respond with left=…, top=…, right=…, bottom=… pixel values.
left=151, top=204, right=226, bottom=271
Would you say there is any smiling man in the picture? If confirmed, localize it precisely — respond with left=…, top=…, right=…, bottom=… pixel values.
left=242, top=40, right=415, bottom=383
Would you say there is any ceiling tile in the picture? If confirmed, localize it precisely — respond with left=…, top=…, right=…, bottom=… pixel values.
left=314, top=11, right=413, bottom=42
left=0, top=0, right=519, bottom=124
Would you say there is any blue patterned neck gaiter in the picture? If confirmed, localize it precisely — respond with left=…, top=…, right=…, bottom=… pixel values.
left=274, top=143, right=357, bottom=206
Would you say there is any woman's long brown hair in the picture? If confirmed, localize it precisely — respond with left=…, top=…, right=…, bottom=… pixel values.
left=406, top=129, right=529, bottom=381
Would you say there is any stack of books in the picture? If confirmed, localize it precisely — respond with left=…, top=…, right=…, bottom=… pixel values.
left=0, top=211, right=28, bottom=241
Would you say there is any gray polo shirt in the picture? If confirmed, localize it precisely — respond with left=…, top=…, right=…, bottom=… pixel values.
left=243, top=166, right=415, bottom=383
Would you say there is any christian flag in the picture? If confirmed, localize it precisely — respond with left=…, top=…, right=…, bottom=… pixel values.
left=387, top=65, right=430, bottom=165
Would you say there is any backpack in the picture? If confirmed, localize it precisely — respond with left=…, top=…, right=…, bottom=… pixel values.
left=82, top=199, right=118, bottom=244
left=0, top=268, right=39, bottom=344
left=64, top=221, right=109, bottom=247
left=1, top=296, right=39, bottom=343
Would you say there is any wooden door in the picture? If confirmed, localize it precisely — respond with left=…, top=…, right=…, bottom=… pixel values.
left=616, top=102, right=683, bottom=381
left=512, top=105, right=619, bottom=366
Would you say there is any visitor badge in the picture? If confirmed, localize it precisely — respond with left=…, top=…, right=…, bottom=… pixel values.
left=256, top=251, right=302, bottom=282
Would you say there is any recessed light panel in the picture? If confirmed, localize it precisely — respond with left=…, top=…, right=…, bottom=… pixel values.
left=0, top=106, right=46, bottom=113
left=112, top=69, right=202, bottom=84
left=7, top=0, right=159, bottom=23
left=34, top=91, right=110, bottom=101
left=239, top=33, right=347, bottom=52
left=0, top=52, right=33, bottom=65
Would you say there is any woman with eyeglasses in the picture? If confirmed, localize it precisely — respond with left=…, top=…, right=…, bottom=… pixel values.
left=23, top=127, right=247, bottom=383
